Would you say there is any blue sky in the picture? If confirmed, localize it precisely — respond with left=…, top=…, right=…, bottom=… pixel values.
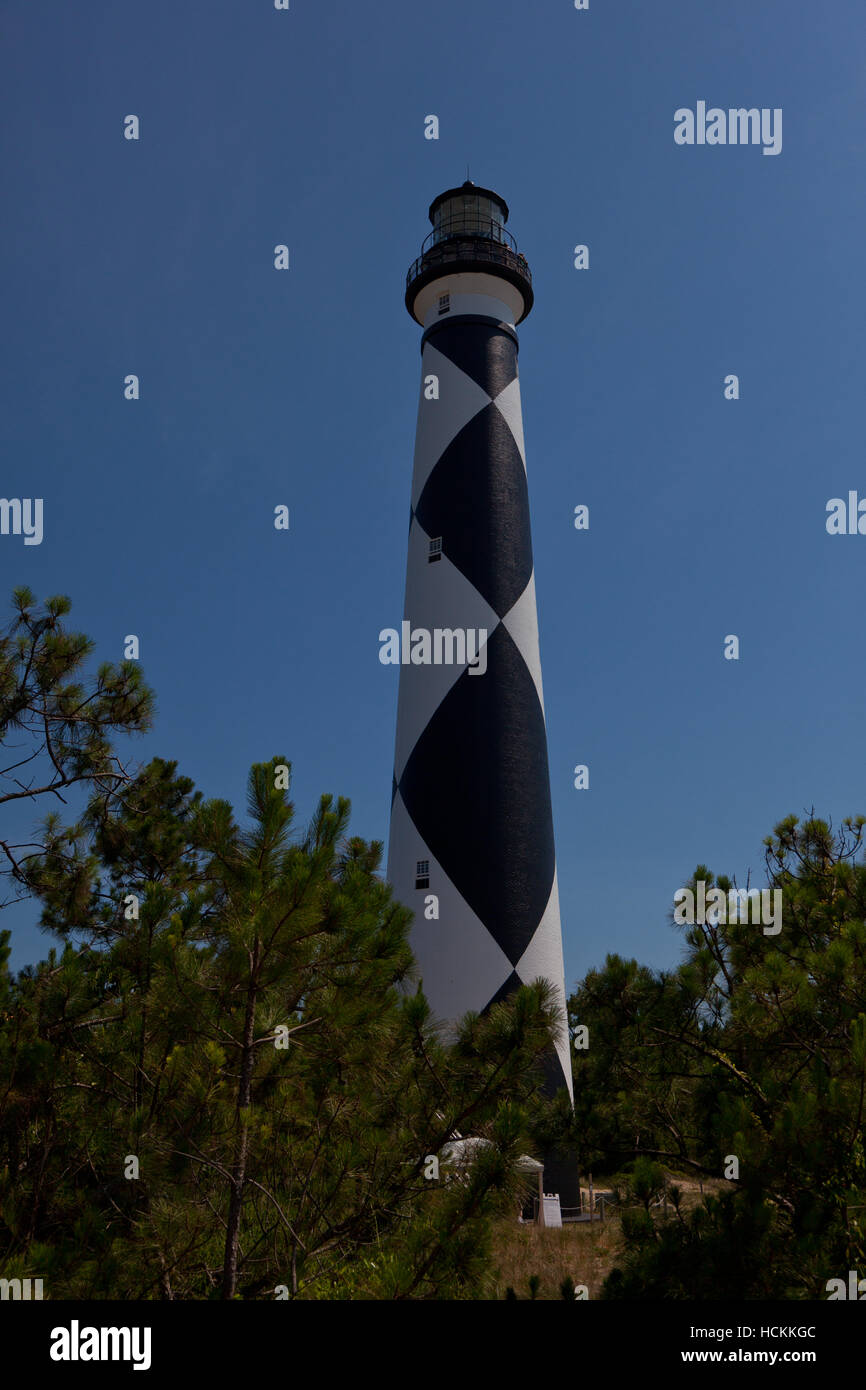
left=2, top=0, right=865, bottom=990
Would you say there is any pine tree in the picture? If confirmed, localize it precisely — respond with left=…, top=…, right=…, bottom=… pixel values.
left=0, top=587, right=153, bottom=906
left=0, top=750, right=560, bottom=1299
left=578, top=814, right=866, bottom=1298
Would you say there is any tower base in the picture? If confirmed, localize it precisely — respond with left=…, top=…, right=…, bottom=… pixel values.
left=539, top=1149, right=580, bottom=1214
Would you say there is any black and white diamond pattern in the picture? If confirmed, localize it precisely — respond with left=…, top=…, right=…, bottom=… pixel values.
left=388, top=315, right=573, bottom=1100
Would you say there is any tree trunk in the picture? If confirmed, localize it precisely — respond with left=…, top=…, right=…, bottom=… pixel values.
left=221, top=939, right=260, bottom=1299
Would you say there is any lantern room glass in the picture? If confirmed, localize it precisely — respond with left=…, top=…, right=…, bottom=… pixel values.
left=431, top=193, right=507, bottom=246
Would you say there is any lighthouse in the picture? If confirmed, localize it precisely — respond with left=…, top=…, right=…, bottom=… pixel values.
left=388, top=182, right=575, bottom=1201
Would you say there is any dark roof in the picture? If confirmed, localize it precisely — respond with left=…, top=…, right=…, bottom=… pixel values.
left=428, top=180, right=509, bottom=225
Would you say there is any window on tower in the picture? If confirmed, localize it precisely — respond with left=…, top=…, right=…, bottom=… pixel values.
left=428, top=537, right=442, bottom=563
left=438, top=293, right=450, bottom=315
left=415, top=860, right=430, bottom=889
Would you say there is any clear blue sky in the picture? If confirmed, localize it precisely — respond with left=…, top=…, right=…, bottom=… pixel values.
left=2, top=0, right=865, bottom=989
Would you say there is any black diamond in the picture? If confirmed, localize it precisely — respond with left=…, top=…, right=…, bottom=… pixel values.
left=426, top=319, right=518, bottom=397
left=398, top=624, right=554, bottom=967
left=415, top=403, right=532, bottom=618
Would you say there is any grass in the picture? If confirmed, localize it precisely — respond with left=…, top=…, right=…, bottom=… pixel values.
left=489, top=1174, right=732, bottom=1300
left=489, top=1213, right=621, bottom=1300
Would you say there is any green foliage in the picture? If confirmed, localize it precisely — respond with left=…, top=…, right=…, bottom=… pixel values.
left=605, top=1190, right=791, bottom=1300
left=0, top=737, right=561, bottom=1299
left=0, top=589, right=154, bottom=907
left=619, top=1208, right=655, bottom=1247
left=584, top=815, right=866, bottom=1298
left=628, top=1158, right=666, bottom=1212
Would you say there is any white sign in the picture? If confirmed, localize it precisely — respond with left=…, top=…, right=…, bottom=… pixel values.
left=541, top=1193, right=562, bottom=1228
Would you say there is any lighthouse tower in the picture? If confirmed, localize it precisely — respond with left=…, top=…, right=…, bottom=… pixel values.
left=388, top=182, right=574, bottom=1194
